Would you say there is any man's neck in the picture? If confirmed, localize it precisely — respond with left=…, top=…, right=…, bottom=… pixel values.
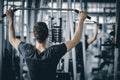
left=36, top=41, right=46, bottom=53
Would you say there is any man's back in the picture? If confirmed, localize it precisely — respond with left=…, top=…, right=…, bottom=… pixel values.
left=18, top=42, right=67, bottom=80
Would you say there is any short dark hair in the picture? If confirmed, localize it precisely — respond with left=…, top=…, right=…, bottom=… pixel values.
left=33, top=22, right=48, bottom=43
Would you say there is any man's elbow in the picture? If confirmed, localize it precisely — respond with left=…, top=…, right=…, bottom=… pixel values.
left=76, top=40, right=80, bottom=46
left=72, top=39, right=80, bottom=46
left=92, top=35, right=97, bottom=41
left=94, top=36, right=97, bottom=41
left=66, top=40, right=80, bottom=51
left=9, top=38, right=15, bottom=45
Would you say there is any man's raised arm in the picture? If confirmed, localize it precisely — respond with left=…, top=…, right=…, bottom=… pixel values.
left=64, top=11, right=87, bottom=51
left=87, top=23, right=99, bottom=44
left=6, top=9, right=21, bottom=50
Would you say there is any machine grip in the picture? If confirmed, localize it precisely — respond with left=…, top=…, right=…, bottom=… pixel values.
left=74, top=9, right=91, bottom=20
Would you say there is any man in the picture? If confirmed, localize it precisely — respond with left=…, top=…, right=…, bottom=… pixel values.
left=75, top=23, right=99, bottom=80
left=6, top=9, right=87, bottom=80
left=92, top=24, right=115, bottom=74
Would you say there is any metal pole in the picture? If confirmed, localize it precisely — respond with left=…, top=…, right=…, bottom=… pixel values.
left=26, top=0, right=31, bottom=43
left=29, top=0, right=36, bottom=45
left=82, top=24, right=87, bottom=80
left=11, top=8, right=75, bottom=11
left=20, top=0, right=24, bottom=41
left=34, top=0, right=40, bottom=23
left=63, top=0, right=71, bottom=73
left=80, top=0, right=83, bottom=11
left=6, top=0, right=10, bottom=51
left=80, top=0, right=87, bottom=80
left=20, top=0, right=25, bottom=80
left=57, top=0, right=62, bottom=26
left=73, top=0, right=76, bottom=9
left=0, top=0, right=4, bottom=80
left=97, top=16, right=101, bottom=71
left=68, top=0, right=77, bottom=80
left=58, top=0, right=62, bottom=17
left=114, top=49, right=119, bottom=80
left=49, top=0, right=53, bottom=44
left=56, top=0, right=59, bottom=26
left=51, top=0, right=53, bottom=16
left=39, top=0, right=44, bottom=21
left=114, top=0, right=119, bottom=80
left=101, top=8, right=107, bottom=51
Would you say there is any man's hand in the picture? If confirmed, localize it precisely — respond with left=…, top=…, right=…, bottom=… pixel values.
left=6, top=9, right=13, bottom=21
left=96, top=22, right=100, bottom=27
left=79, top=11, right=87, bottom=22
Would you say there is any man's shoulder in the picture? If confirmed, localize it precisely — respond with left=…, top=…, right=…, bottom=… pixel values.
left=48, top=43, right=66, bottom=50
left=19, top=42, right=34, bottom=48
left=19, top=42, right=35, bottom=54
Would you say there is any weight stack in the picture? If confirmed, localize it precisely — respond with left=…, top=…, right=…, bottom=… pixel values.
left=52, top=26, right=62, bottom=43
left=56, top=72, right=71, bottom=80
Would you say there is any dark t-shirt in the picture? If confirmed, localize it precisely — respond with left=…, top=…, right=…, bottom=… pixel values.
left=18, top=42, right=67, bottom=80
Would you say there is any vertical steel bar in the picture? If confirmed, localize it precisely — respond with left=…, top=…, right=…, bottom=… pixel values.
left=26, top=0, right=31, bottom=43
left=0, top=0, right=4, bottom=80
left=30, top=0, right=36, bottom=44
left=56, top=0, right=61, bottom=26
left=34, top=0, right=40, bottom=23
left=80, top=0, right=83, bottom=11
left=82, top=23, right=87, bottom=80
left=50, top=0, right=53, bottom=29
left=20, top=0, right=24, bottom=41
left=81, top=0, right=87, bottom=80
left=102, top=8, right=106, bottom=50
left=114, top=0, right=119, bottom=80
left=39, top=0, right=44, bottom=21
left=20, top=0, right=25, bottom=80
left=68, top=0, right=77, bottom=80
left=51, top=0, right=53, bottom=17
left=114, top=49, right=119, bottom=80
left=63, top=0, right=70, bottom=73
left=26, top=0, right=33, bottom=43
left=6, top=0, right=10, bottom=50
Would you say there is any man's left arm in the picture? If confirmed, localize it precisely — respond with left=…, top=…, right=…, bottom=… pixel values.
left=6, top=9, right=21, bottom=50
left=87, top=23, right=99, bottom=44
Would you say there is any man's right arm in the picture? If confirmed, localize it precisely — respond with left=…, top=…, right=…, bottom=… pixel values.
left=6, top=9, right=21, bottom=51
left=64, top=11, right=87, bottom=51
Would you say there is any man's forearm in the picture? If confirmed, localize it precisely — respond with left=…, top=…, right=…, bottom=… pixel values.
left=64, top=20, right=84, bottom=51
left=9, top=19, right=16, bottom=42
left=72, top=20, right=84, bottom=45
left=64, top=12, right=87, bottom=51
left=93, top=25, right=98, bottom=39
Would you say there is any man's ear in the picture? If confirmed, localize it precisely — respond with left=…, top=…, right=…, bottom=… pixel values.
left=47, top=34, right=49, bottom=38
left=46, top=34, right=49, bottom=41
left=32, top=35, right=35, bottom=39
